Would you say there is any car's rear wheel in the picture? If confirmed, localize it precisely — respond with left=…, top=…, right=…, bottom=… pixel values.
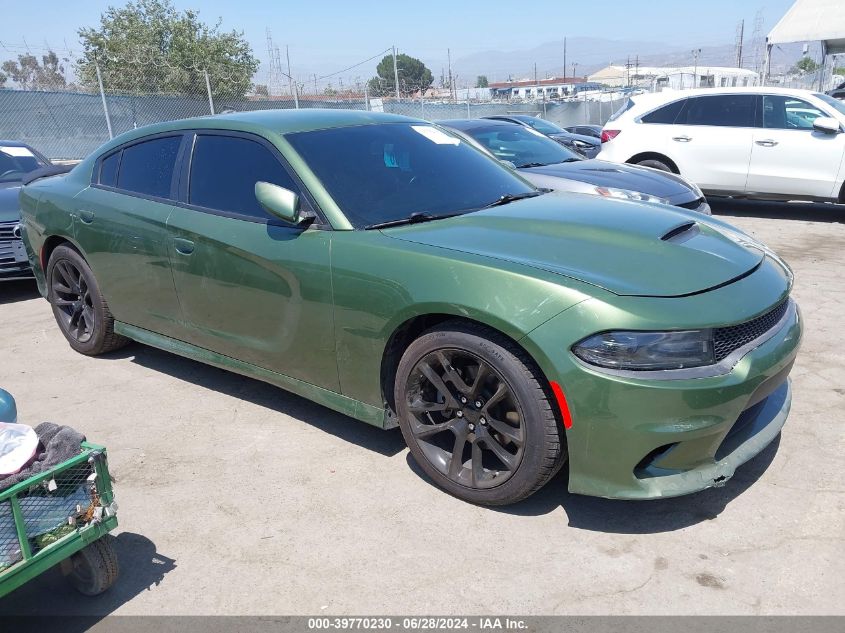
left=47, top=244, right=128, bottom=355
left=394, top=322, right=565, bottom=505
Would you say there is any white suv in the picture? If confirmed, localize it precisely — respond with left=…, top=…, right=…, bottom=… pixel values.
left=598, top=87, right=845, bottom=202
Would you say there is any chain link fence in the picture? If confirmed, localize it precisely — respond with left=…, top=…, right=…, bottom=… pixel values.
left=0, top=59, right=625, bottom=160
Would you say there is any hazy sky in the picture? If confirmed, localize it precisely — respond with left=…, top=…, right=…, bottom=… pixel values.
left=0, top=0, right=797, bottom=86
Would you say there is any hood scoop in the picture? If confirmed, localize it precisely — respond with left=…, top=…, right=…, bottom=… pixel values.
left=661, top=221, right=700, bottom=244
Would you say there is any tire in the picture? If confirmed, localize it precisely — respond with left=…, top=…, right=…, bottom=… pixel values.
left=635, top=158, right=674, bottom=173
left=64, top=535, right=119, bottom=596
left=46, top=244, right=129, bottom=355
left=394, top=321, right=565, bottom=506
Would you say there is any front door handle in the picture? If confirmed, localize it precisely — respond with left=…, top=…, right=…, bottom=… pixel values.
left=755, top=139, right=779, bottom=147
left=78, top=209, right=95, bottom=224
left=672, top=135, right=692, bottom=142
left=173, top=238, right=195, bottom=255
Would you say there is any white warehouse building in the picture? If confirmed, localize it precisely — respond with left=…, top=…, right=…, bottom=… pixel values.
left=588, top=65, right=760, bottom=90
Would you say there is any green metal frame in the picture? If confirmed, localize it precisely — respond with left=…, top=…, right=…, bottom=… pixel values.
left=0, top=442, right=118, bottom=599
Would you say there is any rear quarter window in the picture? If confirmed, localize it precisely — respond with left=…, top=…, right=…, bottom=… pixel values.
left=98, top=151, right=120, bottom=187
left=607, top=98, right=635, bottom=122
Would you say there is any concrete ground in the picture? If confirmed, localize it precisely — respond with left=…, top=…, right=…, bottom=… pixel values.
left=0, top=199, right=843, bottom=617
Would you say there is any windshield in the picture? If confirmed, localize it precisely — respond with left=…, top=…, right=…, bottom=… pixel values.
left=520, top=117, right=566, bottom=135
left=461, top=124, right=582, bottom=167
left=286, top=123, right=536, bottom=228
left=0, top=145, right=47, bottom=183
left=814, top=93, right=845, bottom=118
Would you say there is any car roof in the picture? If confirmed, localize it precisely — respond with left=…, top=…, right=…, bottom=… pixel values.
left=630, top=86, right=826, bottom=107
left=209, top=108, right=420, bottom=133
left=102, top=109, right=426, bottom=147
left=0, top=140, right=33, bottom=148
left=82, top=109, right=429, bottom=160
left=483, top=114, right=536, bottom=123
left=438, top=118, right=519, bottom=131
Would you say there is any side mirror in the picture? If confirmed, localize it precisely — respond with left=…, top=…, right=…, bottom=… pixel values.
left=255, top=181, right=301, bottom=224
left=812, top=116, right=840, bottom=134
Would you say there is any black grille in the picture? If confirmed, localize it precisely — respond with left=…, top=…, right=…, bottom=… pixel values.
left=0, top=221, right=17, bottom=241
left=713, top=299, right=789, bottom=361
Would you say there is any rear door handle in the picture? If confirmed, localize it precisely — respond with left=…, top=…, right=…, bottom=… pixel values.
left=78, top=209, right=95, bottom=224
left=755, top=139, right=779, bottom=147
left=173, top=238, right=195, bottom=255
left=672, top=135, right=692, bottom=142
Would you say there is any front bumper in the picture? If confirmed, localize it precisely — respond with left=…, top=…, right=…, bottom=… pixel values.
left=523, top=269, right=801, bottom=499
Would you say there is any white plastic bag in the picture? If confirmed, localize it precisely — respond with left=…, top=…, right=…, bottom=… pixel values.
left=0, top=422, right=38, bottom=476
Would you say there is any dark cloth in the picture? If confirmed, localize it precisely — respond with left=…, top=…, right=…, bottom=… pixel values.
left=0, top=422, right=85, bottom=490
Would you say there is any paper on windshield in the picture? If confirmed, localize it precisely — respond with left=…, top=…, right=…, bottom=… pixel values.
left=411, top=125, right=460, bottom=145
left=0, top=146, right=35, bottom=158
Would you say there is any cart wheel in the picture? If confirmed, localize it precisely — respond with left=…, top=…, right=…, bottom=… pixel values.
left=65, top=535, right=119, bottom=596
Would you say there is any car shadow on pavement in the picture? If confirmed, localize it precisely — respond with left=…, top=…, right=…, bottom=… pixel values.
left=710, top=197, right=845, bottom=223
left=407, top=433, right=781, bottom=533
left=104, top=344, right=406, bottom=458
left=0, top=280, right=39, bottom=305
left=0, top=532, right=175, bottom=620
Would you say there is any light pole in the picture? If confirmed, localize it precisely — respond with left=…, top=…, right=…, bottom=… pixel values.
left=692, top=48, right=701, bottom=89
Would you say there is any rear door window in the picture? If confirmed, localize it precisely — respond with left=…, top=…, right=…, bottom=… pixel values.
left=677, top=95, right=756, bottom=127
left=641, top=99, right=686, bottom=124
left=117, top=136, right=182, bottom=199
left=188, top=134, right=301, bottom=221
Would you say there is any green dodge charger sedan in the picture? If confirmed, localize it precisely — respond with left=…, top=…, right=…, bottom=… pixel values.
left=18, top=110, right=801, bottom=505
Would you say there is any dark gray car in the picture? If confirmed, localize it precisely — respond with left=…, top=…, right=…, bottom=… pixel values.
left=0, top=141, right=51, bottom=280
left=439, top=119, right=710, bottom=214
left=482, top=115, right=601, bottom=158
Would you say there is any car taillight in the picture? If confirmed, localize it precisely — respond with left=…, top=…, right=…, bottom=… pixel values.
left=601, top=129, right=620, bottom=143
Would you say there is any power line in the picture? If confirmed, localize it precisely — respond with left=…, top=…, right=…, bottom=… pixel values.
left=314, top=47, right=392, bottom=82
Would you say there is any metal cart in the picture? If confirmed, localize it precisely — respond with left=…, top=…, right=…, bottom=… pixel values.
left=0, top=441, right=119, bottom=599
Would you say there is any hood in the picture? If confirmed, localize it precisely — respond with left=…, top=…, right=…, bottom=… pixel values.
left=384, top=194, right=764, bottom=297
left=522, top=159, right=696, bottom=204
left=0, top=183, right=22, bottom=224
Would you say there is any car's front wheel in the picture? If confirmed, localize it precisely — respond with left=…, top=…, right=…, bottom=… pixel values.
left=47, top=244, right=128, bottom=355
left=394, top=322, right=565, bottom=505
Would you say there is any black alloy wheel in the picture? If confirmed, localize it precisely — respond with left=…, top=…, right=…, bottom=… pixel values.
left=47, top=244, right=128, bottom=355
left=404, top=348, right=525, bottom=489
left=51, top=258, right=95, bottom=343
left=395, top=322, right=565, bottom=505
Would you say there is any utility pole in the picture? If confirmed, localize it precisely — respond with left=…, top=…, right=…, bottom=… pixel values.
left=563, top=36, right=567, bottom=84
left=447, top=48, right=454, bottom=102
left=393, top=45, right=401, bottom=102
left=692, top=48, right=701, bottom=89
left=286, top=45, right=299, bottom=109
left=534, top=62, right=538, bottom=103
left=313, top=74, right=318, bottom=95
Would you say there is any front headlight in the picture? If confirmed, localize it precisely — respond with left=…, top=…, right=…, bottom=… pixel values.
left=572, top=330, right=715, bottom=370
left=595, top=186, right=671, bottom=206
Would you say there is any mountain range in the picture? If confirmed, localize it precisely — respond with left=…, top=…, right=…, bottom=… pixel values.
left=438, top=37, right=811, bottom=85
